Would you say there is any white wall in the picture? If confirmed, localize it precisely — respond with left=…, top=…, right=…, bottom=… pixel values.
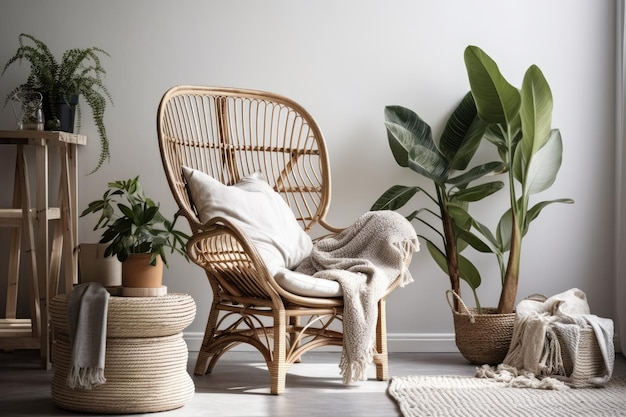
left=0, top=0, right=618, bottom=352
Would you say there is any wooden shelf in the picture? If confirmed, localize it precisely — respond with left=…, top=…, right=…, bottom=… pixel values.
left=0, top=319, right=40, bottom=349
left=0, top=130, right=87, bottom=145
left=0, top=130, right=86, bottom=368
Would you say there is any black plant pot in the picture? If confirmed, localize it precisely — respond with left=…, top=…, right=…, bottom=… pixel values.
left=42, top=94, right=78, bottom=132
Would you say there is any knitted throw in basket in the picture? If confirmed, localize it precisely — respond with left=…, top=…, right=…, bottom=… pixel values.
left=477, top=288, right=615, bottom=389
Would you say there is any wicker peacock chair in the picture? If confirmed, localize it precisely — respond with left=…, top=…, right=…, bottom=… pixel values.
left=157, top=86, right=411, bottom=394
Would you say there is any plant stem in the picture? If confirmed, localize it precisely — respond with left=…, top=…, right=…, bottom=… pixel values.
left=498, top=211, right=521, bottom=314
left=437, top=185, right=461, bottom=311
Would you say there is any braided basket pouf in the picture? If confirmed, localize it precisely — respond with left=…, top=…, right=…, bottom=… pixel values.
left=50, top=293, right=196, bottom=414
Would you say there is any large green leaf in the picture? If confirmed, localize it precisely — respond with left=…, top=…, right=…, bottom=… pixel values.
left=425, top=240, right=448, bottom=273
left=455, top=227, right=493, bottom=254
left=496, top=208, right=513, bottom=252
left=440, top=92, right=486, bottom=170
left=458, top=253, right=482, bottom=290
left=371, top=185, right=421, bottom=211
left=523, top=198, right=574, bottom=234
left=447, top=161, right=506, bottom=187
left=518, top=65, right=553, bottom=168
left=519, top=129, right=563, bottom=195
left=470, top=217, right=500, bottom=250
left=452, top=181, right=504, bottom=203
left=447, top=203, right=494, bottom=254
left=384, top=106, right=448, bottom=182
left=384, top=106, right=433, bottom=168
left=464, top=45, right=521, bottom=127
left=425, top=240, right=480, bottom=290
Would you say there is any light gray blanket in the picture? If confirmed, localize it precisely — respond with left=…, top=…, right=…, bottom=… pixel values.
left=296, top=211, right=418, bottom=383
left=66, top=282, right=110, bottom=390
left=477, top=288, right=614, bottom=389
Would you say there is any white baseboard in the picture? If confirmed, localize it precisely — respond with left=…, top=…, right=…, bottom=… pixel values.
left=183, top=331, right=458, bottom=353
left=183, top=331, right=622, bottom=354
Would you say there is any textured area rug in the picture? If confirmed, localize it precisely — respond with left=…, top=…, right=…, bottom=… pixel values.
left=388, top=375, right=626, bottom=417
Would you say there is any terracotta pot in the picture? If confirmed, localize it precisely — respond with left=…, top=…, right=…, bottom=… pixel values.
left=78, top=243, right=122, bottom=287
left=121, top=253, right=163, bottom=288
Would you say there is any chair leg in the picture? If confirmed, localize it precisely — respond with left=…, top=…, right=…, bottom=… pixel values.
left=269, top=310, right=287, bottom=395
left=194, top=303, right=220, bottom=375
left=288, top=315, right=302, bottom=363
left=374, top=297, right=389, bottom=381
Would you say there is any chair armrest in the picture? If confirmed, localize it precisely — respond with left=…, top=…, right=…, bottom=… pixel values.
left=186, top=216, right=278, bottom=301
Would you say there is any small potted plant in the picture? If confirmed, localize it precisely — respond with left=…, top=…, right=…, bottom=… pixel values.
left=2, top=33, right=113, bottom=172
left=81, top=176, right=189, bottom=289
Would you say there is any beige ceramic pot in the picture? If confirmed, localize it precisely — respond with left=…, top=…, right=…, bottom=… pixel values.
left=78, top=243, right=122, bottom=287
left=121, top=253, right=163, bottom=288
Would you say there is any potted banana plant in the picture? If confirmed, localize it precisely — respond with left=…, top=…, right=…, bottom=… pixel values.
left=463, top=45, right=574, bottom=315
left=373, top=45, right=573, bottom=364
left=372, top=92, right=505, bottom=312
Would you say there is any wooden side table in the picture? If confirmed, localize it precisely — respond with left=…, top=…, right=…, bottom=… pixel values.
left=0, top=130, right=86, bottom=369
left=49, top=293, right=196, bottom=414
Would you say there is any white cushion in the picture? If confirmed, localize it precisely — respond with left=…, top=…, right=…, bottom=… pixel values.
left=182, top=167, right=313, bottom=274
left=274, top=267, right=343, bottom=297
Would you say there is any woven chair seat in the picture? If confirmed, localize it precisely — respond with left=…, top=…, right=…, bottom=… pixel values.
left=50, top=293, right=196, bottom=414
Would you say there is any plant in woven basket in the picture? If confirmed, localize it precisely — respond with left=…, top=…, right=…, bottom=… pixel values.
left=372, top=92, right=505, bottom=313
left=80, top=176, right=189, bottom=267
left=2, top=33, right=113, bottom=173
left=373, top=45, right=573, bottom=315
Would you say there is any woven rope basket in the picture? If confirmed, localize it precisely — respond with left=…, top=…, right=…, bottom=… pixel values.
left=447, top=291, right=515, bottom=365
left=50, top=292, right=196, bottom=338
left=557, top=327, right=606, bottom=387
left=50, top=293, right=196, bottom=414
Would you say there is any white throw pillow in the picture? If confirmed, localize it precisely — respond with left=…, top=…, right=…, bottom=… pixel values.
left=182, top=167, right=313, bottom=274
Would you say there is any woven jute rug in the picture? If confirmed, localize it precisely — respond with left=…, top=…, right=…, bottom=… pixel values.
left=388, top=375, right=626, bottom=417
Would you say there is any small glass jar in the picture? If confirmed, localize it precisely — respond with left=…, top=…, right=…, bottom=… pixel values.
left=11, top=90, right=44, bottom=130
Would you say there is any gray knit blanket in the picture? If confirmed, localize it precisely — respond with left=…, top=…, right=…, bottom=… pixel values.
left=66, top=282, right=110, bottom=390
left=296, top=210, right=419, bottom=383
left=476, top=288, right=614, bottom=389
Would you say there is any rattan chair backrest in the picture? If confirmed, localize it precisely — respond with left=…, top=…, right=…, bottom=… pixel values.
left=157, top=86, right=332, bottom=234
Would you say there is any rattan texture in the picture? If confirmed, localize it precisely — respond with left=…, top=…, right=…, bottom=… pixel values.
left=50, top=293, right=196, bottom=338
left=447, top=291, right=515, bottom=365
left=157, top=86, right=407, bottom=394
left=559, top=327, right=607, bottom=387
left=50, top=293, right=196, bottom=414
left=453, top=306, right=516, bottom=365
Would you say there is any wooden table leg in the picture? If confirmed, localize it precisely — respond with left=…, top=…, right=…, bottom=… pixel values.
left=65, top=142, right=79, bottom=290
left=34, top=142, right=51, bottom=369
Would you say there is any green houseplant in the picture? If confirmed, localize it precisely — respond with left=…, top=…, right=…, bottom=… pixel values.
left=372, top=92, right=506, bottom=312
left=2, top=33, right=113, bottom=172
left=373, top=45, right=573, bottom=364
left=463, top=45, right=573, bottom=314
left=81, top=177, right=189, bottom=287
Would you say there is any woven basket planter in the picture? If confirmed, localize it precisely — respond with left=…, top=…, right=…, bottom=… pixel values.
left=50, top=293, right=196, bottom=414
left=447, top=291, right=515, bottom=365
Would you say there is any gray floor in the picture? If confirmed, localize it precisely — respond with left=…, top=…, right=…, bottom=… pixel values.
left=1, top=349, right=625, bottom=417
